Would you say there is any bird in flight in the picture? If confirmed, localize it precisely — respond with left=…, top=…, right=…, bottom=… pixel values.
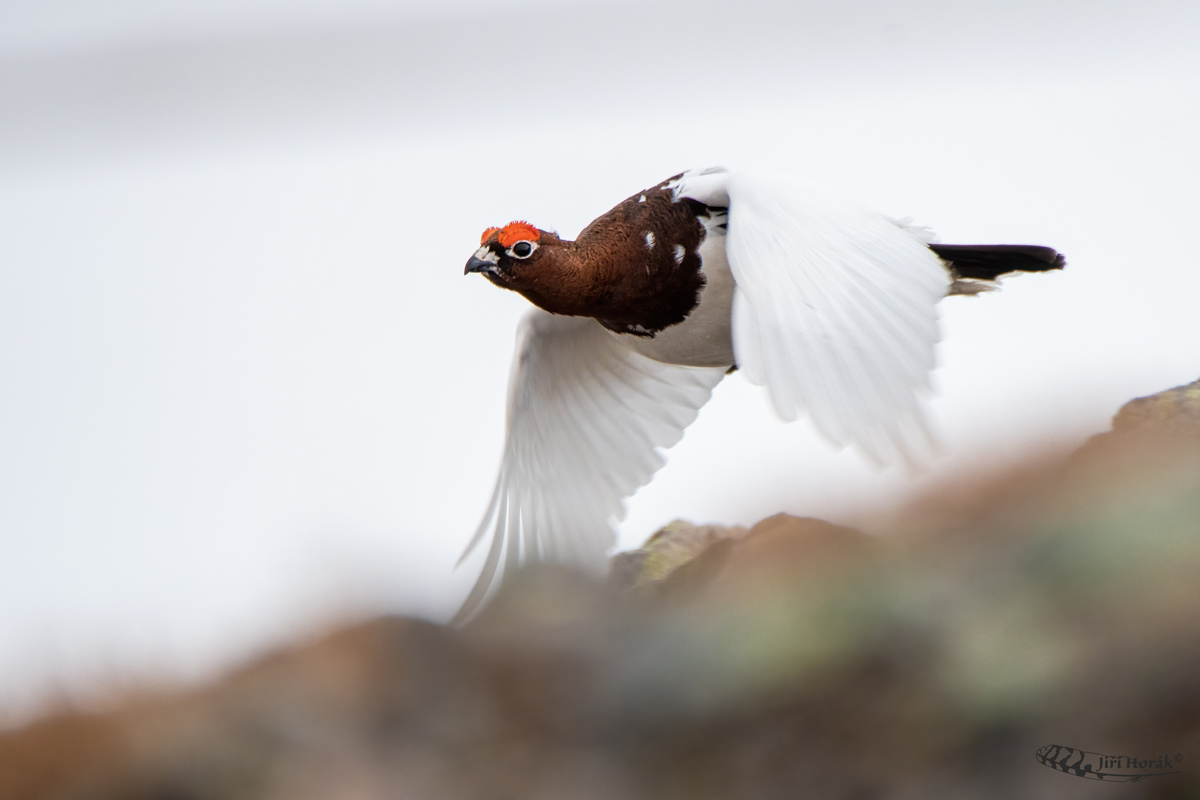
left=459, top=167, right=1063, bottom=619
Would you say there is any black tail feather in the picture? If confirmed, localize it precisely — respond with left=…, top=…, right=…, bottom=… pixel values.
left=929, top=244, right=1066, bottom=281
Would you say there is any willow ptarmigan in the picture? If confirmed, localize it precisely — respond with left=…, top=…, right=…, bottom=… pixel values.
left=458, top=167, right=1064, bottom=618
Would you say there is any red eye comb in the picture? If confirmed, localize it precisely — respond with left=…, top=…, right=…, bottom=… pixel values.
left=497, top=221, right=540, bottom=247
left=479, top=226, right=501, bottom=244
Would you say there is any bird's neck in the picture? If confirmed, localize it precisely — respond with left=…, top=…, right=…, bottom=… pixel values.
left=531, top=222, right=709, bottom=338
left=507, top=240, right=616, bottom=319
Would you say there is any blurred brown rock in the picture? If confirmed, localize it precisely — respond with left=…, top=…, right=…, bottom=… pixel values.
left=609, top=519, right=746, bottom=592
left=3, top=380, right=1200, bottom=800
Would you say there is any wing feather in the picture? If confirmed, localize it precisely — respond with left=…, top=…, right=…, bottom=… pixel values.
left=678, top=170, right=950, bottom=464
left=455, top=310, right=725, bottom=622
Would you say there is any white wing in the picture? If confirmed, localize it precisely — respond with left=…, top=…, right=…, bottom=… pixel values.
left=456, top=309, right=726, bottom=621
left=675, top=169, right=950, bottom=464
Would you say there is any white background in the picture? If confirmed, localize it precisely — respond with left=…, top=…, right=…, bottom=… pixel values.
left=1, top=0, right=1198, bottom=723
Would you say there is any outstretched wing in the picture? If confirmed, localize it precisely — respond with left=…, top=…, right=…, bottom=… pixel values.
left=456, top=309, right=726, bottom=622
left=674, top=169, right=950, bottom=464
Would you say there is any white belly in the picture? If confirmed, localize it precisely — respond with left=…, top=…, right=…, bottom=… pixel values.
left=612, top=222, right=736, bottom=368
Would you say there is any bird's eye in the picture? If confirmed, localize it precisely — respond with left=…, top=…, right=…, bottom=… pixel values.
left=509, top=240, right=536, bottom=259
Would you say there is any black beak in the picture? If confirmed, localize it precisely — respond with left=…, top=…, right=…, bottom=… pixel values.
left=465, top=255, right=498, bottom=275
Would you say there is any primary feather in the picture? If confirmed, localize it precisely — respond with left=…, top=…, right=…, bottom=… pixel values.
left=719, top=174, right=949, bottom=464
left=454, top=311, right=725, bottom=622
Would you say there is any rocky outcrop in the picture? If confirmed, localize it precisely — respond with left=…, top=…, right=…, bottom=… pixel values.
left=1111, top=377, right=1200, bottom=432
left=2, top=379, right=1200, bottom=800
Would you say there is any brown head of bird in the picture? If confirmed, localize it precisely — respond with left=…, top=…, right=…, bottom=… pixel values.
left=464, top=221, right=600, bottom=317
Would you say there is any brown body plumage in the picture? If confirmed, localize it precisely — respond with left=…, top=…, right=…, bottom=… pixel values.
left=469, top=175, right=722, bottom=336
